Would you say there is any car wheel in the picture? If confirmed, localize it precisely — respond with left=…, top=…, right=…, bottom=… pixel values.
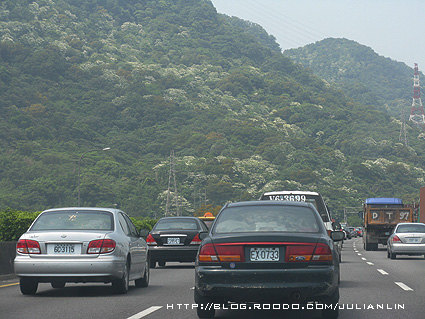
left=112, top=261, right=129, bottom=294
left=51, top=280, right=66, bottom=289
left=194, top=289, right=216, bottom=318
left=135, top=259, right=150, bottom=288
left=20, top=277, right=38, bottom=295
left=390, top=252, right=397, bottom=260
left=158, top=261, right=166, bottom=267
left=150, top=259, right=156, bottom=268
left=387, top=250, right=390, bottom=258
left=321, top=287, right=339, bottom=318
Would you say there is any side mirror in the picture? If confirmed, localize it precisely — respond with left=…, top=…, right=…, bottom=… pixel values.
left=331, top=230, right=344, bottom=242
left=139, top=229, right=150, bottom=238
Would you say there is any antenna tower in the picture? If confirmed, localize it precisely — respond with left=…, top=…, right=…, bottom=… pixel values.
left=165, top=150, right=179, bottom=216
left=409, top=63, right=425, bottom=127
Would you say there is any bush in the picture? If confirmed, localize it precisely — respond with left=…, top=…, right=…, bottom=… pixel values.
left=0, top=209, right=40, bottom=241
left=130, top=217, right=158, bottom=231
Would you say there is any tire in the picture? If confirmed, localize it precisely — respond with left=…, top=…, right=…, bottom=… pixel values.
left=135, top=259, right=150, bottom=288
left=387, top=250, right=390, bottom=258
left=194, top=289, right=215, bottom=318
left=322, top=287, right=339, bottom=319
left=51, top=280, right=66, bottom=289
left=158, top=261, right=166, bottom=267
left=150, top=259, right=156, bottom=268
left=390, top=252, right=397, bottom=260
left=20, top=277, right=38, bottom=295
left=112, top=262, right=129, bottom=294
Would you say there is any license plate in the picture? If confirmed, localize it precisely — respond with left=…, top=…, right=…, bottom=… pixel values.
left=250, top=247, right=279, bottom=261
left=51, top=244, right=76, bottom=254
left=167, top=238, right=180, bottom=245
left=407, top=238, right=421, bottom=243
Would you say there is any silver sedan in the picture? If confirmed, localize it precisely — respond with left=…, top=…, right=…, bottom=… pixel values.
left=14, top=207, right=150, bottom=295
left=387, top=222, right=425, bottom=259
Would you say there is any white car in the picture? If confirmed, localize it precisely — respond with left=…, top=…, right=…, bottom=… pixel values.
left=14, top=207, right=150, bottom=295
left=387, top=222, right=425, bottom=259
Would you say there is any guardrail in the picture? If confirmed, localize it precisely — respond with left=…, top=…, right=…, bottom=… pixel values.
left=0, top=242, right=16, bottom=275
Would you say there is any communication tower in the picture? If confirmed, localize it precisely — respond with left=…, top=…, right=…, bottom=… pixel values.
left=409, top=63, right=425, bottom=126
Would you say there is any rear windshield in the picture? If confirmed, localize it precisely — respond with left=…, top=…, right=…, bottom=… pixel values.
left=396, top=224, right=425, bottom=233
left=154, top=219, right=199, bottom=230
left=260, top=193, right=330, bottom=223
left=31, top=210, right=114, bottom=231
left=214, top=205, right=320, bottom=234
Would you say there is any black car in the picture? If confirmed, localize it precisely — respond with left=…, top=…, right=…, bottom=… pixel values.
left=147, top=216, right=208, bottom=268
left=194, top=201, right=344, bottom=318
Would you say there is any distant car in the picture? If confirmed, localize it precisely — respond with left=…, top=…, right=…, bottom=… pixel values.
left=14, top=207, right=150, bottom=295
left=194, top=200, right=343, bottom=318
left=387, top=222, right=425, bottom=259
left=147, top=216, right=208, bottom=268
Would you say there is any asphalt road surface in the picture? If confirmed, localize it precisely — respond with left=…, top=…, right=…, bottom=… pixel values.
left=1, top=238, right=424, bottom=319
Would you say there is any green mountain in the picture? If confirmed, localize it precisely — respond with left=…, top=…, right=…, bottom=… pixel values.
left=1, top=1, right=424, bottom=221
left=284, top=38, right=423, bottom=117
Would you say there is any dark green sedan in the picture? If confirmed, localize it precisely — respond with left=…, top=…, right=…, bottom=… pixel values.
left=194, top=200, right=344, bottom=318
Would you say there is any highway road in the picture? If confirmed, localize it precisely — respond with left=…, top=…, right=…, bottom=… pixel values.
left=1, top=237, right=425, bottom=319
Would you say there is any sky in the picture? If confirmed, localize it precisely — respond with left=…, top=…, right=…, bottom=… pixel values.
left=211, top=0, right=425, bottom=71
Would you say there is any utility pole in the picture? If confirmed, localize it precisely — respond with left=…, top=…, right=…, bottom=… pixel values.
left=165, top=151, right=179, bottom=216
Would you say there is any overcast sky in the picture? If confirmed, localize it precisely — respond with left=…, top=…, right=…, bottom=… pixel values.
left=211, top=0, right=425, bottom=72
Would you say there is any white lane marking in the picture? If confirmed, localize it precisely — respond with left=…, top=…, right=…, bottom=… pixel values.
left=361, top=257, right=367, bottom=261
left=127, top=306, right=163, bottom=319
left=377, top=269, right=389, bottom=275
left=366, top=262, right=374, bottom=265
left=357, top=253, right=362, bottom=256
left=395, top=282, right=413, bottom=291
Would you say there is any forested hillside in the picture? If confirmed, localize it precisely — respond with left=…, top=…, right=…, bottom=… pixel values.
left=284, top=38, right=425, bottom=117
left=1, top=0, right=424, bottom=221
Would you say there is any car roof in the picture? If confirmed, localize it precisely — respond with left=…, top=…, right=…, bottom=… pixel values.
left=158, top=216, right=201, bottom=220
left=261, top=191, right=320, bottom=196
left=41, top=207, right=122, bottom=214
left=225, top=200, right=315, bottom=208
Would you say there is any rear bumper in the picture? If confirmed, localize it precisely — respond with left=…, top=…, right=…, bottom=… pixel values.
left=391, top=244, right=425, bottom=255
left=14, top=254, right=125, bottom=281
left=195, top=265, right=338, bottom=303
left=149, top=245, right=199, bottom=262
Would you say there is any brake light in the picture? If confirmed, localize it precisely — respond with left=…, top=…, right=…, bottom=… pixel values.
left=286, top=243, right=333, bottom=262
left=146, top=234, right=157, bottom=246
left=87, top=239, right=116, bottom=254
left=287, top=244, right=315, bottom=262
left=311, top=243, right=333, bottom=261
left=198, top=243, right=244, bottom=262
left=392, top=235, right=401, bottom=243
left=190, top=233, right=202, bottom=245
left=17, top=239, right=41, bottom=254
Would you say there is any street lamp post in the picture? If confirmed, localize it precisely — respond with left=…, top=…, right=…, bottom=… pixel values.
left=78, top=147, right=111, bottom=206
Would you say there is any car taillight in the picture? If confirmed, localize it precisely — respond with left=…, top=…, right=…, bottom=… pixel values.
left=87, top=239, right=116, bottom=254
left=286, top=243, right=333, bottom=262
left=17, top=239, right=41, bottom=254
left=146, top=234, right=157, bottom=246
left=190, top=233, right=202, bottom=245
left=286, top=244, right=315, bottom=262
left=198, top=243, right=244, bottom=262
left=392, top=235, right=401, bottom=243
